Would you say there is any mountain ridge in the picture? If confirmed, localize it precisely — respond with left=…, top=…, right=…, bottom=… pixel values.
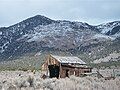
left=0, top=15, right=120, bottom=62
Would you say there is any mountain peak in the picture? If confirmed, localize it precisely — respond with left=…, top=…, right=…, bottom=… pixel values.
left=7, top=15, right=55, bottom=34
left=33, top=15, right=49, bottom=18
left=27, top=15, right=53, bottom=21
left=20, top=15, right=55, bottom=26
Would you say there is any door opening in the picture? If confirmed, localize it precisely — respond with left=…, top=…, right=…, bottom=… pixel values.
left=66, top=69, right=69, bottom=77
left=48, top=65, right=60, bottom=78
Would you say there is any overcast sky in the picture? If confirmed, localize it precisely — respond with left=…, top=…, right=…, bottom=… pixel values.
left=0, top=0, right=120, bottom=27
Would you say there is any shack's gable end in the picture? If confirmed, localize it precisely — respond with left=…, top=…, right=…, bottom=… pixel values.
left=43, top=55, right=60, bottom=66
left=41, top=55, right=60, bottom=70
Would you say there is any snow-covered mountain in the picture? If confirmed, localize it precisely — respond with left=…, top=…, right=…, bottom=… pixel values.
left=96, top=21, right=120, bottom=37
left=0, top=15, right=120, bottom=61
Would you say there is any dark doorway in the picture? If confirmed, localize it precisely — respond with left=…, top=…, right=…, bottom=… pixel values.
left=48, top=65, right=60, bottom=78
left=66, top=69, right=69, bottom=77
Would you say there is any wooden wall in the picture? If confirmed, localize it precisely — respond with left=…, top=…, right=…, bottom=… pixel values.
left=41, top=55, right=92, bottom=78
left=60, top=66, right=92, bottom=78
left=41, top=55, right=60, bottom=71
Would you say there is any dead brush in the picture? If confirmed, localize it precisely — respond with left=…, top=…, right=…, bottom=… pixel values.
left=27, top=75, right=34, bottom=87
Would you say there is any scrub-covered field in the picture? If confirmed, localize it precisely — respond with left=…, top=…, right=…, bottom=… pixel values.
left=0, top=70, right=120, bottom=90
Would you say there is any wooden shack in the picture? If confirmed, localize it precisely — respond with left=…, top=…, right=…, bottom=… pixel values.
left=41, top=54, right=92, bottom=78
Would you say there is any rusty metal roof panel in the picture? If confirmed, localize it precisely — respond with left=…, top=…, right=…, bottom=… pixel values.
left=51, top=55, right=86, bottom=64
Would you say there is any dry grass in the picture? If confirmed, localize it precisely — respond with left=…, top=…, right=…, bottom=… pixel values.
left=0, top=71, right=120, bottom=90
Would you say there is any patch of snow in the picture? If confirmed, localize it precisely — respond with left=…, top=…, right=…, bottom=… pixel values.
left=20, top=31, right=23, bottom=35
left=27, top=35, right=43, bottom=42
left=17, top=34, right=30, bottom=41
left=0, top=32, right=2, bottom=35
left=35, top=51, right=42, bottom=56
left=18, top=24, right=20, bottom=27
left=26, top=23, right=75, bottom=42
left=93, top=53, right=120, bottom=63
left=101, top=27, right=112, bottom=34
left=0, top=41, right=9, bottom=53
left=0, top=49, right=4, bottom=53
left=74, top=22, right=89, bottom=28
left=97, top=21, right=120, bottom=34
left=93, top=34, right=116, bottom=40
left=112, top=32, right=120, bottom=38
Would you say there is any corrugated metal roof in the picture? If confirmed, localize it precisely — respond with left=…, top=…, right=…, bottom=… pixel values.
left=51, top=55, right=86, bottom=64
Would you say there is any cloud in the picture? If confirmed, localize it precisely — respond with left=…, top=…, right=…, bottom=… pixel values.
left=0, top=0, right=120, bottom=26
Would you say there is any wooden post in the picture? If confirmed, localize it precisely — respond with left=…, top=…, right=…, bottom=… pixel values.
left=59, top=63, right=61, bottom=78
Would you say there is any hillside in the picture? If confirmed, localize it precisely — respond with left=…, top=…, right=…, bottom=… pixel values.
left=0, top=15, right=120, bottom=66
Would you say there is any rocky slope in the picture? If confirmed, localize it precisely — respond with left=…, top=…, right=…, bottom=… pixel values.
left=0, top=15, right=120, bottom=62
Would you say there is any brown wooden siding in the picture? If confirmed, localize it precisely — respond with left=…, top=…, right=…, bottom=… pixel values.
left=41, top=55, right=92, bottom=78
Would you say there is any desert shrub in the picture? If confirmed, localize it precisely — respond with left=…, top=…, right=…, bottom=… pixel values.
left=14, top=79, right=29, bottom=89
left=0, top=71, right=120, bottom=90
left=0, top=85, right=2, bottom=90
left=7, top=85, right=16, bottom=90
left=33, top=81, right=43, bottom=89
left=42, top=78, right=56, bottom=90
left=27, top=76, right=34, bottom=87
